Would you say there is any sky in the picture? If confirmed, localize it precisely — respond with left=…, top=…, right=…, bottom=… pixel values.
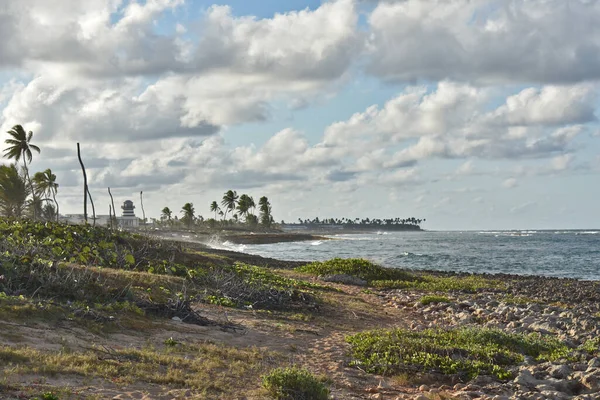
left=0, top=0, right=599, bottom=231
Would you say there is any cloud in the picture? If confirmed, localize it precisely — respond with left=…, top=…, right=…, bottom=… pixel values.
left=510, top=201, right=537, bottom=214
left=503, top=178, right=518, bottom=189
left=367, top=0, right=600, bottom=84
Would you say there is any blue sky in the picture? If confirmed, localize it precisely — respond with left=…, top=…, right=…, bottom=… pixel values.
left=0, top=0, right=599, bottom=230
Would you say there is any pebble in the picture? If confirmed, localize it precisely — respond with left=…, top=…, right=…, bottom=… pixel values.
left=382, top=275, right=600, bottom=399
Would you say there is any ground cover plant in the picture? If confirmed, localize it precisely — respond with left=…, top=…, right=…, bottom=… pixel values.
left=297, top=258, right=417, bottom=283
left=261, top=366, right=330, bottom=400
left=346, top=327, right=569, bottom=380
left=419, top=295, right=451, bottom=305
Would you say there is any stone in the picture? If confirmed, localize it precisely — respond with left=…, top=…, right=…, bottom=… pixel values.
left=548, top=364, right=572, bottom=379
left=581, top=371, right=600, bottom=391
left=453, top=383, right=466, bottom=391
left=588, top=357, right=600, bottom=368
left=171, top=316, right=182, bottom=322
left=321, top=274, right=367, bottom=286
left=414, top=395, right=429, bottom=400
left=418, top=385, right=429, bottom=392
left=514, top=370, right=538, bottom=388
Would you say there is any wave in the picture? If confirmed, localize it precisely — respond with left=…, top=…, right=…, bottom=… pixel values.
left=576, top=231, right=599, bottom=235
left=311, top=240, right=324, bottom=246
left=401, top=251, right=426, bottom=257
left=205, top=238, right=248, bottom=253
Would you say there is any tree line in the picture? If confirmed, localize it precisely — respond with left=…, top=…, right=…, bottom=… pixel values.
left=158, top=190, right=274, bottom=229
left=0, top=125, right=59, bottom=221
left=289, top=217, right=425, bottom=230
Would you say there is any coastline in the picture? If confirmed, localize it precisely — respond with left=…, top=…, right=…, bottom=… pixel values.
left=2, top=221, right=600, bottom=399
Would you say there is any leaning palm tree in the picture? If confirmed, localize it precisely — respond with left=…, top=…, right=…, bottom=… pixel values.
left=210, top=201, right=220, bottom=220
left=236, top=194, right=251, bottom=221
left=0, top=164, right=30, bottom=218
left=181, top=203, right=195, bottom=229
left=4, top=125, right=41, bottom=220
left=161, top=207, right=173, bottom=222
left=221, top=190, right=238, bottom=220
left=32, top=169, right=59, bottom=222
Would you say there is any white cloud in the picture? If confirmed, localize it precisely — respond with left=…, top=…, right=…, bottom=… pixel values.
left=367, top=0, right=600, bottom=84
left=503, top=178, right=518, bottom=189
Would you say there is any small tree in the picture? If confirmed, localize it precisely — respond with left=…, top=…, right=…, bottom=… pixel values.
left=181, top=203, right=195, bottom=228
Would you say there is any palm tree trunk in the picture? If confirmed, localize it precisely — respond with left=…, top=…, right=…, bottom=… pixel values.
left=140, top=191, right=146, bottom=229
left=108, top=187, right=117, bottom=229
left=23, top=159, right=36, bottom=221
left=77, top=143, right=87, bottom=223
left=87, top=187, right=96, bottom=227
left=53, top=192, right=59, bottom=223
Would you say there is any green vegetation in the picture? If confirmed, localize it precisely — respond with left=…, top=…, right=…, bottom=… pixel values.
left=297, top=258, right=503, bottom=292
left=262, top=366, right=330, bottom=400
left=419, top=295, right=451, bottom=306
left=371, top=274, right=505, bottom=292
left=0, top=342, right=272, bottom=396
left=297, top=258, right=416, bottom=283
left=293, top=216, right=425, bottom=230
left=580, top=337, right=600, bottom=354
left=346, top=327, right=569, bottom=380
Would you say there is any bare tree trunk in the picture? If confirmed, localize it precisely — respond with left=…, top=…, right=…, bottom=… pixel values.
left=87, top=187, right=96, bottom=227
left=108, top=187, right=117, bottom=229
left=109, top=205, right=113, bottom=229
left=77, top=143, right=87, bottom=223
left=140, top=191, right=146, bottom=229
left=53, top=193, right=59, bottom=223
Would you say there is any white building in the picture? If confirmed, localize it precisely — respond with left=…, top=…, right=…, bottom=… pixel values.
left=118, top=200, right=140, bottom=228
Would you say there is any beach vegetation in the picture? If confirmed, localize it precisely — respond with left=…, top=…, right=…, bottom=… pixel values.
left=297, top=258, right=417, bottom=283
left=4, top=124, right=41, bottom=220
left=346, top=327, right=569, bottom=380
left=0, top=342, right=273, bottom=396
left=419, top=295, right=451, bottom=305
left=261, top=366, right=330, bottom=400
left=371, top=274, right=505, bottom=292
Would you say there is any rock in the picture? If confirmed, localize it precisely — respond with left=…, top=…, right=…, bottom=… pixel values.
left=413, top=395, right=429, bottom=400
left=321, top=274, right=367, bottom=286
left=581, top=371, right=600, bottom=391
left=547, top=364, right=572, bottom=379
left=453, top=383, right=466, bottom=391
left=418, top=385, right=429, bottom=392
left=514, top=370, right=538, bottom=388
left=171, top=316, right=182, bottom=322
left=539, top=390, right=570, bottom=400
left=529, top=321, right=560, bottom=334
left=588, top=357, right=600, bottom=368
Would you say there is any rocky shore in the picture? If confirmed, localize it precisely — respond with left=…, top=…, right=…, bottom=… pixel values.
left=382, top=274, right=600, bottom=400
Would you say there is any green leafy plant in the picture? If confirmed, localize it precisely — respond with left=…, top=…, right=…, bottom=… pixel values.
left=164, top=337, right=179, bottom=347
left=297, top=258, right=417, bottom=283
left=419, top=295, right=451, bottom=305
left=262, top=366, right=329, bottom=400
left=346, top=327, right=569, bottom=380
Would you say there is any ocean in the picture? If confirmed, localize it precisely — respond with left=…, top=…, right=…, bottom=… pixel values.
left=210, top=230, right=600, bottom=281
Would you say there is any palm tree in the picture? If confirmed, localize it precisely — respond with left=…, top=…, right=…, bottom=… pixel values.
left=181, top=203, right=195, bottom=228
left=42, top=202, right=56, bottom=221
left=4, top=125, right=41, bottom=220
left=210, top=201, right=220, bottom=220
left=221, top=190, right=238, bottom=220
left=32, top=169, right=59, bottom=222
left=161, top=207, right=173, bottom=222
left=0, top=164, right=30, bottom=218
left=258, top=196, right=272, bottom=227
left=237, top=194, right=252, bottom=222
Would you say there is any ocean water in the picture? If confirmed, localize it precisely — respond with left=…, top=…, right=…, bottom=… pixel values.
left=211, top=230, right=600, bottom=281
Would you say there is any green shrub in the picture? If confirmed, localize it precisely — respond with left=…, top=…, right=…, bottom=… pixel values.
left=297, top=258, right=417, bottom=283
left=419, top=295, right=451, bottom=305
left=371, top=274, right=505, bottom=292
left=346, top=327, right=569, bottom=380
left=262, top=366, right=329, bottom=400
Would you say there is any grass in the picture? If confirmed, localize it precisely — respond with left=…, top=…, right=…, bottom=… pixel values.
left=0, top=342, right=276, bottom=397
left=261, top=366, right=330, bottom=400
left=419, top=295, right=451, bottom=306
left=297, top=258, right=504, bottom=293
left=297, top=258, right=417, bottom=283
left=346, top=327, right=570, bottom=380
left=371, top=274, right=506, bottom=293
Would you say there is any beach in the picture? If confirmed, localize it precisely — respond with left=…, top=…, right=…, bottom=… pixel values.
left=1, top=224, right=600, bottom=399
